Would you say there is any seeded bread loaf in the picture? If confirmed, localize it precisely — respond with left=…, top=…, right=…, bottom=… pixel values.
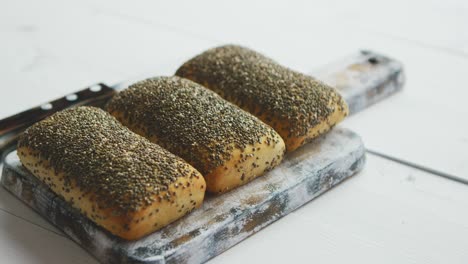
left=106, top=76, right=286, bottom=193
left=176, top=45, right=349, bottom=152
left=17, top=106, right=206, bottom=240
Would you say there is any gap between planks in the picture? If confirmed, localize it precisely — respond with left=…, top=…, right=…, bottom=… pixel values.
left=366, top=149, right=468, bottom=186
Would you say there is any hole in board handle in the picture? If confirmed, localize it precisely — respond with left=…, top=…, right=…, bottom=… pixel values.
left=368, top=57, right=379, bottom=64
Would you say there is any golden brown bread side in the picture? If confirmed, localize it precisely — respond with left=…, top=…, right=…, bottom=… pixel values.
left=17, top=106, right=206, bottom=240
left=106, top=76, right=286, bottom=193
left=176, top=44, right=349, bottom=152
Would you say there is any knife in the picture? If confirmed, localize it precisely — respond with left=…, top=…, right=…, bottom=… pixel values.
left=0, top=50, right=403, bottom=160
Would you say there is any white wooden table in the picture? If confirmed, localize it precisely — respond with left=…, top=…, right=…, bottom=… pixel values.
left=1, top=0, right=467, bottom=263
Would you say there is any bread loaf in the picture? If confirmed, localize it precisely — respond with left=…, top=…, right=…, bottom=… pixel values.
left=176, top=45, right=349, bottom=152
left=106, top=76, right=285, bottom=193
left=17, top=106, right=206, bottom=240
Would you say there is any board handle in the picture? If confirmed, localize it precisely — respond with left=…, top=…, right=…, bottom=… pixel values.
left=0, top=83, right=116, bottom=159
left=311, top=50, right=405, bottom=114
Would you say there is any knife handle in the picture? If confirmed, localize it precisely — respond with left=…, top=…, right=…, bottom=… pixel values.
left=0, top=83, right=116, bottom=158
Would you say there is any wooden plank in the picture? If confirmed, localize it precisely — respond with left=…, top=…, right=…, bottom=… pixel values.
left=102, top=0, right=467, bottom=56
left=1, top=128, right=364, bottom=264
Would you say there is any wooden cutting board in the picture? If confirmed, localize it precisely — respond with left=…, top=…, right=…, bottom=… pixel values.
left=2, top=128, right=364, bottom=264
left=0, top=50, right=403, bottom=264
